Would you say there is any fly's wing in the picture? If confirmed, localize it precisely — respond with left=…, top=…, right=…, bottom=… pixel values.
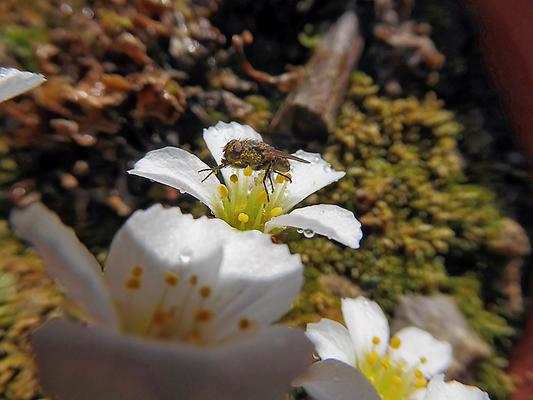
left=268, top=149, right=311, bottom=164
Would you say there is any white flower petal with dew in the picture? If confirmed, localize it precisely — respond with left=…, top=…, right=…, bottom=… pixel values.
left=306, top=319, right=356, bottom=366
left=283, top=150, right=345, bottom=210
left=106, top=204, right=303, bottom=343
left=0, top=67, right=45, bottom=103
left=10, top=203, right=118, bottom=328
left=32, top=317, right=314, bottom=400
left=392, top=327, right=452, bottom=378
left=12, top=202, right=313, bottom=399
left=266, top=204, right=362, bottom=249
left=128, top=146, right=220, bottom=212
left=423, top=375, right=490, bottom=400
left=203, top=121, right=263, bottom=184
left=341, top=297, right=389, bottom=362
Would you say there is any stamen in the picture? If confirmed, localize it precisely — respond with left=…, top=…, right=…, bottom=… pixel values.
left=259, top=191, right=268, bottom=204
left=132, top=266, right=144, bottom=277
left=125, top=277, right=141, bottom=290
left=414, top=369, right=423, bottom=379
left=199, top=286, right=211, bottom=299
left=189, top=275, right=198, bottom=285
left=239, top=318, right=251, bottom=331
left=164, top=271, right=180, bottom=286
left=366, top=350, right=379, bottom=365
left=275, top=174, right=285, bottom=184
left=390, top=336, right=401, bottom=349
left=243, top=166, right=253, bottom=176
left=391, top=375, right=403, bottom=386
left=195, top=309, right=213, bottom=323
left=218, top=184, right=229, bottom=198
left=420, top=356, right=427, bottom=364
left=285, top=173, right=292, bottom=182
left=238, top=212, right=249, bottom=223
left=372, top=336, right=381, bottom=345
left=415, top=378, right=428, bottom=388
left=270, top=207, right=283, bottom=218
left=230, top=174, right=238, bottom=183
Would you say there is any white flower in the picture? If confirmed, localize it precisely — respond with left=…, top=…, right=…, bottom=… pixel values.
left=305, top=296, right=454, bottom=400
left=128, top=121, right=362, bottom=249
left=0, top=67, right=45, bottom=103
left=11, top=202, right=314, bottom=400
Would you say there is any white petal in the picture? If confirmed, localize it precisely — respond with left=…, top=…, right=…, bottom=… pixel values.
left=424, top=375, right=490, bottom=400
left=32, top=317, right=314, bottom=400
left=128, top=146, right=220, bottom=212
left=341, top=297, right=389, bottom=363
left=203, top=121, right=263, bottom=184
left=0, top=67, right=45, bottom=102
left=265, top=204, right=363, bottom=248
left=9, top=203, right=118, bottom=328
left=392, top=327, right=452, bottom=378
left=284, top=150, right=345, bottom=210
left=409, top=389, right=428, bottom=400
left=105, top=205, right=303, bottom=343
left=306, top=319, right=356, bottom=365
left=294, top=360, right=380, bottom=400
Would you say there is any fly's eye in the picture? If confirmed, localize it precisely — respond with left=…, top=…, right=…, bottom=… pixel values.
left=230, top=142, right=242, bottom=158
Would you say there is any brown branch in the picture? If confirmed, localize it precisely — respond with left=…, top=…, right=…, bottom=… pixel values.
left=270, top=11, right=364, bottom=138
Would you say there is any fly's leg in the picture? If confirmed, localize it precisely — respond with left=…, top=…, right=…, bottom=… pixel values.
left=198, top=162, right=229, bottom=182
left=274, top=171, right=292, bottom=183
left=198, top=167, right=219, bottom=182
left=261, top=164, right=273, bottom=202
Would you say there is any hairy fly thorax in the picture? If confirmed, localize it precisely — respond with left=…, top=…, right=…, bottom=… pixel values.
left=199, top=138, right=309, bottom=201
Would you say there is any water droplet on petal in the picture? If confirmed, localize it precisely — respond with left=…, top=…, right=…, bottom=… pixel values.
left=303, top=229, right=315, bottom=238
left=179, top=247, right=193, bottom=264
left=296, top=228, right=304, bottom=233
left=322, top=164, right=334, bottom=173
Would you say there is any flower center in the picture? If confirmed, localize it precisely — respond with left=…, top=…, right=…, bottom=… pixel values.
left=358, top=336, right=428, bottom=400
left=120, top=266, right=255, bottom=345
left=211, top=166, right=291, bottom=231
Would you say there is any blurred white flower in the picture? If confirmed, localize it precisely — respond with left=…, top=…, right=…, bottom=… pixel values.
left=129, top=121, right=362, bottom=248
left=305, top=296, right=454, bottom=400
left=11, top=202, right=313, bottom=400
left=0, top=67, right=45, bottom=102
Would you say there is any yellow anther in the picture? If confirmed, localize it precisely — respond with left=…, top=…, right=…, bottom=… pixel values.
left=199, top=286, right=211, bottom=299
left=152, top=309, right=169, bottom=325
left=414, top=369, right=424, bottom=379
left=366, top=350, right=379, bottom=365
left=238, top=212, right=249, bottom=223
left=243, top=166, right=253, bottom=176
left=218, top=184, right=229, bottom=198
left=275, top=174, right=285, bottom=184
left=164, top=271, right=180, bottom=286
left=259, top=191, right=268, bottom=204
left=390, top=336, right=401, bottom=349
left=381, top=359, right=390, bottom=370
left=125, top=277, right=141, bottom=290
left=415, top=378, right=428, bottom=389
left=195, top=309, right=213, bottom=323
left=285, top=173, right=292, bottom=182
left=189, top=275, right=198, bottom=285
left=132, top=266, right=144, bottom=277
left=420, top=356, right=428, bottom=364
left=392, top=375, right=403, bottom=386
left=239, top=318, right=251, bottom=331
left=230, top=174, right=238, bottom=183
left=372, top=336, right=381, bottom=345
left=270, top=207, right=283, bottom=218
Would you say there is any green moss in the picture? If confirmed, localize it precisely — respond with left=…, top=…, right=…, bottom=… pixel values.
left=1, top=26, right=48, bottom=71
left=286, top=72, right=514, bottom=399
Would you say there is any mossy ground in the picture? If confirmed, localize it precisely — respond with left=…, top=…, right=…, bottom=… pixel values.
left=0, top=221, right=61, bottom=399
left=284, top=73, right=516, bottom=399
